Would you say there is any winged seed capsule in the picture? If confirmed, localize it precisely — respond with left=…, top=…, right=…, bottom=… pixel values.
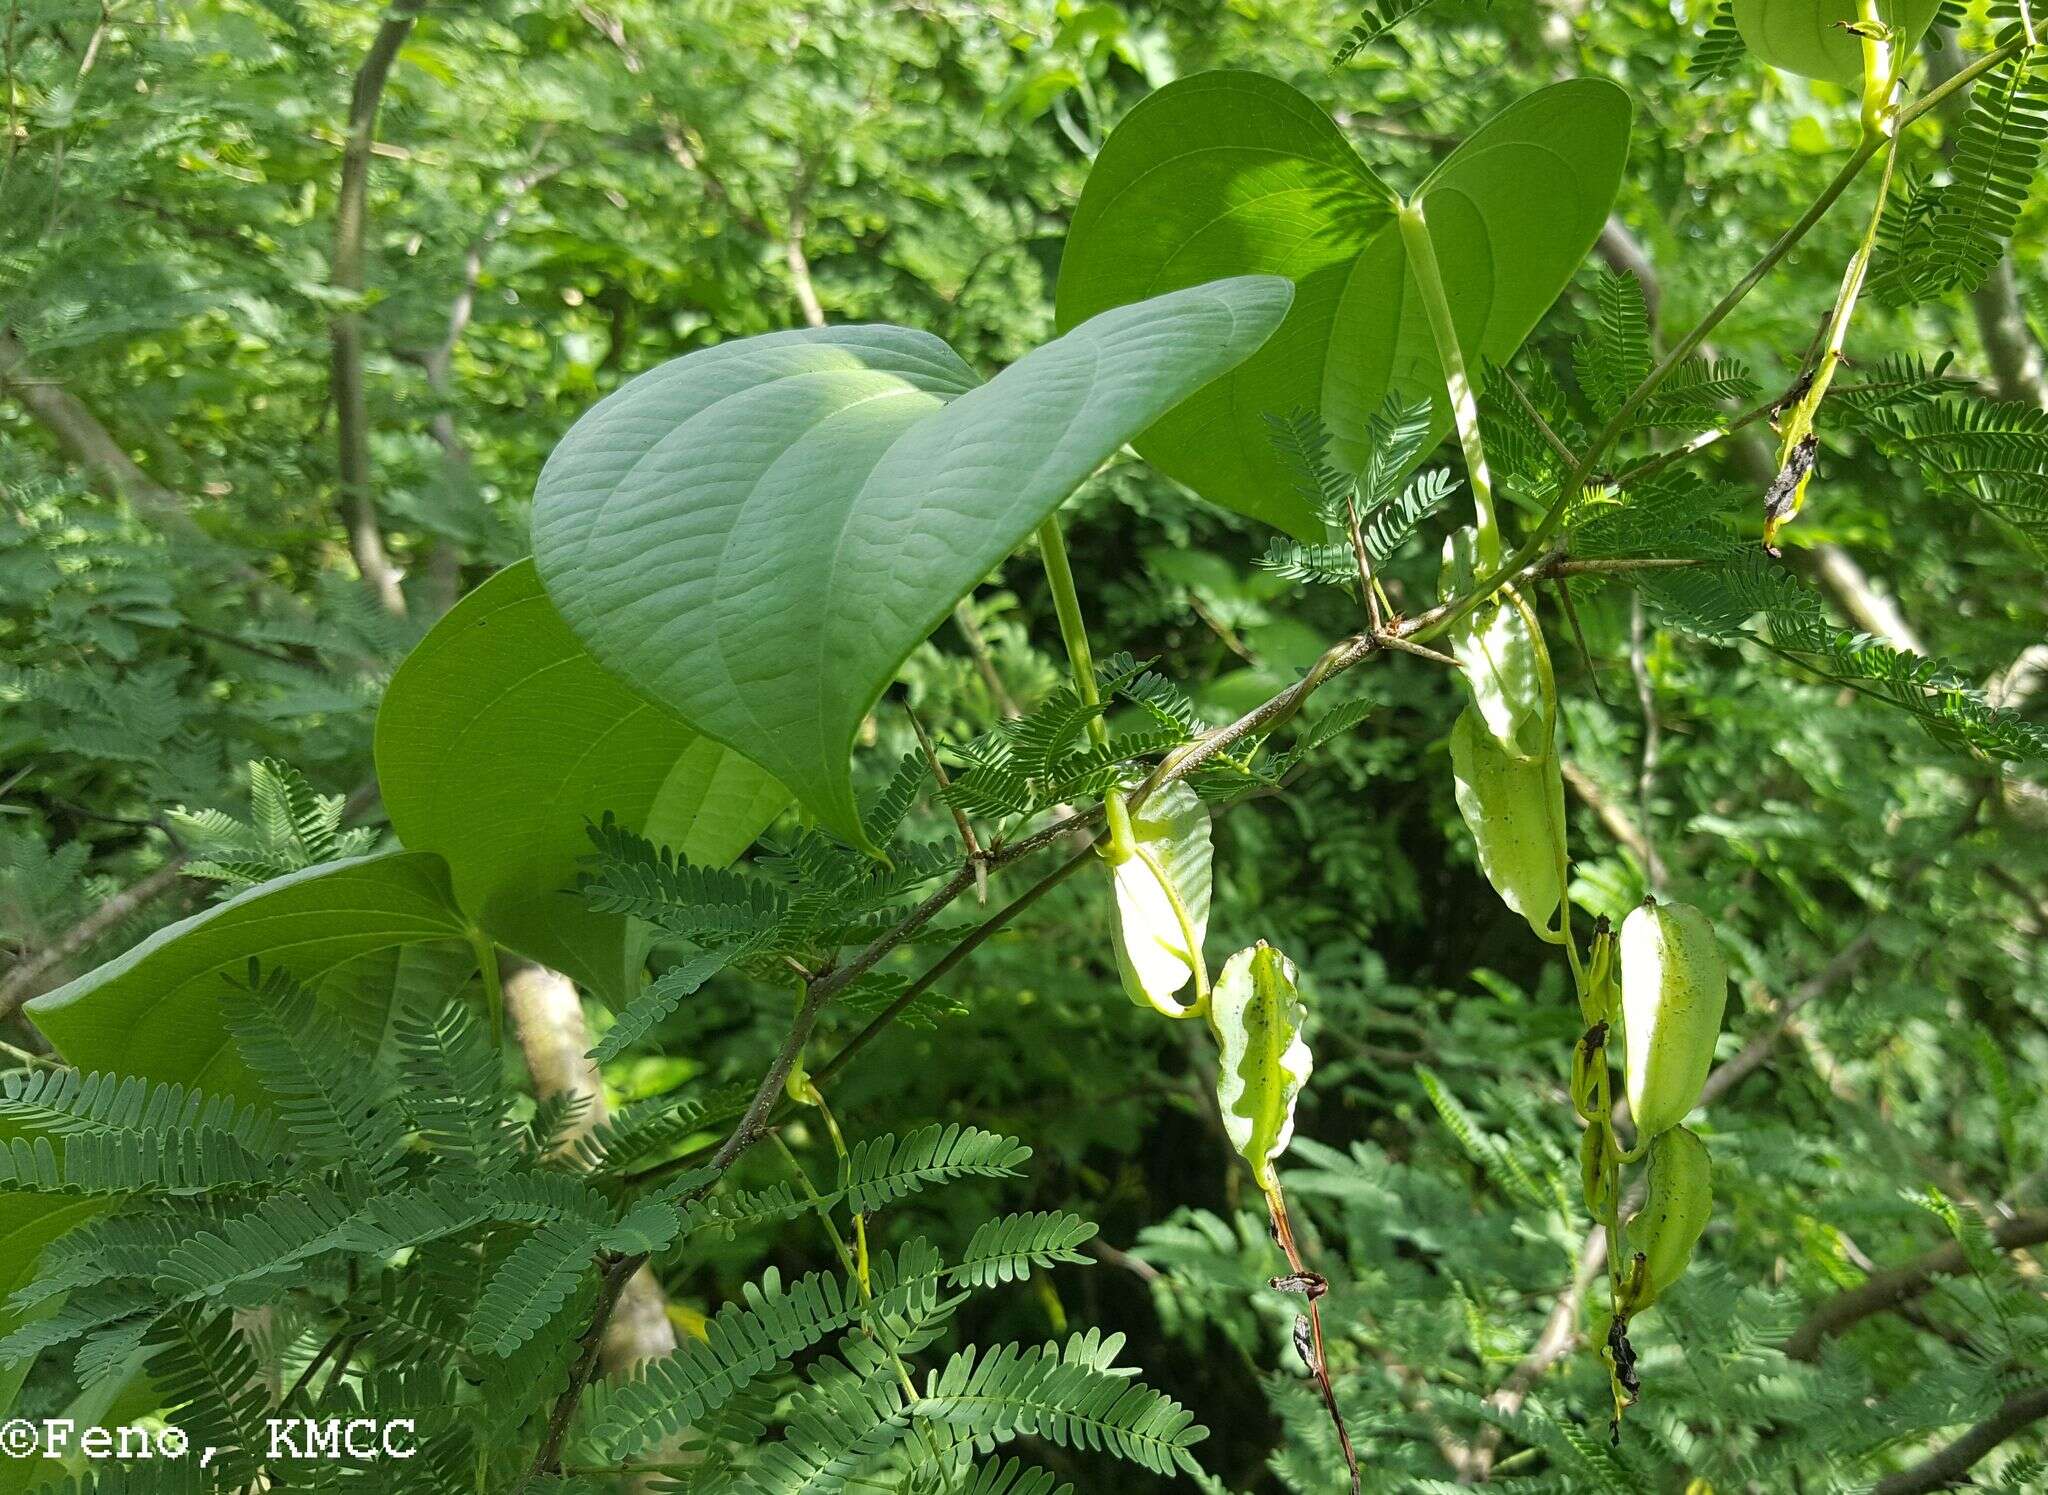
left=1449, top=707, right=1567, bottom=937
left=1106, top=781, right=1213, bottom=1018
left=1620, top=897, right=1728, bottom=1139
left=1626, top=1125, right=1713, bottom=1313
left=1208, top=943, right=1312, bottom=1190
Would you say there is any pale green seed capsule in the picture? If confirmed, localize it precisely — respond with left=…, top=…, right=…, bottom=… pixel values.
left=1620, top=898, right=1727, bottom=1139
left=1449, top=707, right=1566, bottom=937
left=1441, top=528, right=1552, bottom=762
left=1208, top=942, right=1312, bottom=1190
left=1106, top=781, right=1212, bottom=1017
left=1627, top=1125, right=1713, bottom=1312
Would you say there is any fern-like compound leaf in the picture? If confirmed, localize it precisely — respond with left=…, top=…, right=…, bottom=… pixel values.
left=947, top=1212, right=1098, bottom=1288
left=394, top=992, right=516, bottom=1172
left=838, top=1124, right=1032, bottom=1215
left=1690, top=1, right=1747, bottom=87
left=223, top=965, right=409, bottom=1182
left=916, top=1332, right=1207, bottom=1476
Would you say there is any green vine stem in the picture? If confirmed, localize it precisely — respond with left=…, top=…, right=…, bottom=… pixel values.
left=1397, top=198, right=1500, bottom=569
left=1764, top=0, right=1905, bottom=549
left=469, top=927, right=504, bottom=1049
left=1411, top=31, right=2030, bottom=650
left=799, top=1080, right=871, bottom=1295
left=1037, top=513, right=1137, bottom=860
left=770, top=1131, right=927, bottom=1428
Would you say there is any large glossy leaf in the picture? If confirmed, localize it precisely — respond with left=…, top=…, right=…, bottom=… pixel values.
left=375, top=560, right=788, bottom=1001
left=1057, top=73, right=1630, bottom=537
left=1731, top=0, right=1939, bottom=84
left=531, top=278, right=1292, bottom=851
left=24, top=852, right=468, bottom=1097
left=6, top=855, right=469, bottom=1414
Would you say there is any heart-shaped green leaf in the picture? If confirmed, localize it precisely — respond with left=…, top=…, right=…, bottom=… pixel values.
left=0, top=1197, right=102, bottom=1426
left=24, top=852, right=468, bottom=1098
left=1731, top=0, right=1940, bottom=84
left=375, top=560, right=787, bottom=1001
left=1056, top=73, right=1630, bottom=537
left=531, top=278, right=1292, bottom=851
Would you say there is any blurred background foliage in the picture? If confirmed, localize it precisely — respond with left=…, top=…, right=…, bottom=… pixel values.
left=5, top=0, right=2048, bottom=1488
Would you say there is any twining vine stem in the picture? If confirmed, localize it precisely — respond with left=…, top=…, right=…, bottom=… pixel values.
left=1431, top=32, right=2029, bottom=649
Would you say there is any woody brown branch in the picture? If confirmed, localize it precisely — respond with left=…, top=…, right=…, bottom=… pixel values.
left=329, top=0, right=423, bottom=618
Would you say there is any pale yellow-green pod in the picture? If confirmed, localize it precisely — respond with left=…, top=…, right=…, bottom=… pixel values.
left=1627, top=1125, right=1713, bottom=1312
left=1441, top=528, right=1552, bottom=762
left=1208, top=942, right=1312, bottom=1190
left=1570, top=1023, right=1609, bottom=1124
left=1106, top=780, right=1212, bottom=1017
left=1580, top=1122, right=1615, bottom=1222
left=1621, top=898, right=1728, bottom=1139
left=1449, top=707, right=1566, bottom=937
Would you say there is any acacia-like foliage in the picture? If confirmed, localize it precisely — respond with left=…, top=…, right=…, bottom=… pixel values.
left=1875, top=49, right=2048, bottom=303
left=1258, top=400, right=1461, bottom=588
left=0, top=960, right=1138, bottom=1490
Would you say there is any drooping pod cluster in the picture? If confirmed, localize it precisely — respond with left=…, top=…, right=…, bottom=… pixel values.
left=1435, top=542, right=1732, bottom=1417
left=1608, top=896, right=1726, bottom=1326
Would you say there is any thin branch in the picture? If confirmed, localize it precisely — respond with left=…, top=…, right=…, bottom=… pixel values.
left=0, top=330, right=219, bottom=552
left=329, top=0, right=423, bottom=618
left=1455, top=1227, right=1608, bottom=1481
left=1872, top=1385, right=2048, bottom=1494
left=1695, top=798, right=1979, bottom=1117
left=0, top=854, right=190, bottom=1018
left=410, top=145, right=562, bottom=613
left=785, top=158, right=826, bottom=329
left=1559, top=759, right=1654, bottom=872
left=1499, top=365, right=1579, bottom=471
left=575, top=2, right=769, bottom=234
left=1785, top=1211, right=2048, bottom=1362
left=517, top=1250, right=643, bottom=1489
left=1806, top=543, right=1928, bottom=656
left=952, top=598, right=1022, bottom=719
left=905, top=704, right=987, bottom=901
left=811, top=840, right=1096, bottom=1089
